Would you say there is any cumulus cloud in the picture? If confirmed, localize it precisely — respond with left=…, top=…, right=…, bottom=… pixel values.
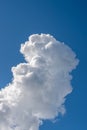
left=0, top=34, right=79, bottom=130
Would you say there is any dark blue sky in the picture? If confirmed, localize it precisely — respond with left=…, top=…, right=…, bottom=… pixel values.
left=0, top=0, right=87, bottom=130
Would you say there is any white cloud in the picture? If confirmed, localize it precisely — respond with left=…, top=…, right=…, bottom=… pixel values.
left=0, top=34, right=79, bottom=130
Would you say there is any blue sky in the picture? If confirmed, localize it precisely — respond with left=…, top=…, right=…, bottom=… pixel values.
left=0, top=0, right=87, bottom=130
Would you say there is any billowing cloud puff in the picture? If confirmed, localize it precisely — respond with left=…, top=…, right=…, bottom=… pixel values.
left=0, top=34, right=79, bottom=130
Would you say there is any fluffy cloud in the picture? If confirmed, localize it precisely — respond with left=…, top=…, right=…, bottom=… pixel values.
left=0, top=34, right=79, bottom=130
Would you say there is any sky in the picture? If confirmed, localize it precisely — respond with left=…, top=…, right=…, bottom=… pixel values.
left=0, top=0, right=87, bottom=130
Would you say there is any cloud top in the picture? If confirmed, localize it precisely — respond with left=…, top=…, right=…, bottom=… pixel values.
left=0, top=34, right=79, bottom=130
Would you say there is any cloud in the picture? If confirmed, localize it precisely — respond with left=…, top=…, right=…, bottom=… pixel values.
left=0, top=34, right=79, bottom=130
